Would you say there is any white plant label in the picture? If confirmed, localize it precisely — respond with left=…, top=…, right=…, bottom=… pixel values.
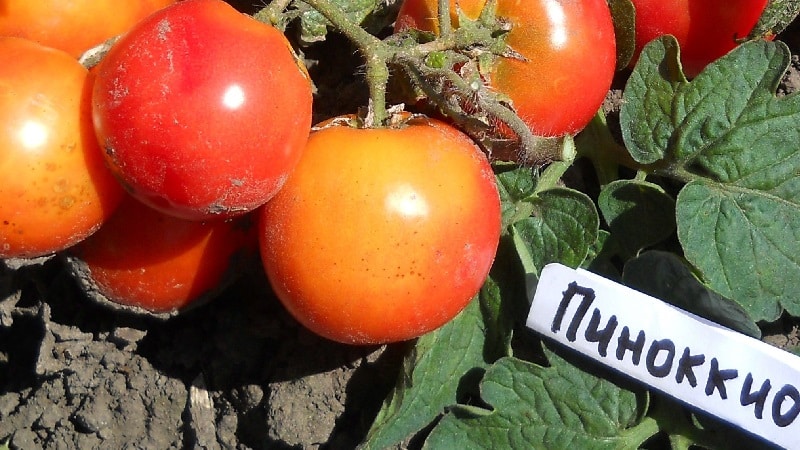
left=526, top=263, right=800, bottom=449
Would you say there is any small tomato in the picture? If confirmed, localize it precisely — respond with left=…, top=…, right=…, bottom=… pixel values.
left=92, top=0, right=313, bottom=220
left=0, top=37, right=124, bottom=259
left=0, top=0, right=177, bottom=58
left=68, top=195, right=257, bottom=315
left=259, top=115, right=501, bottom=345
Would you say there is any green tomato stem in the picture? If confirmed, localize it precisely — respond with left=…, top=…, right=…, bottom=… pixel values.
left=300, top=0, right=392, bottom=126
left=438, top=0, right=452, bottom=37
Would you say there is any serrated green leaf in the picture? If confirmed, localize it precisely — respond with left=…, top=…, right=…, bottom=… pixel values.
left=360, top=274, right=512, bottom=449
left=598, top=180, right=676, bottom=257
left=423, top=346, right=655, bottom=450
left=619, top=36, right=686, bottom=164
left=620, top=38, right=800, bottom=321
left=511, top=187, right=599, bottom=276
left=677, top=181, right=800, bottom=321
left=622, top=251, right=761, bottom=338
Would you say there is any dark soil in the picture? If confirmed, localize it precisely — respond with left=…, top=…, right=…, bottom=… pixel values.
left=0, top=254, right=407, bottom=449
left=3, top=3, right=800, bottom=450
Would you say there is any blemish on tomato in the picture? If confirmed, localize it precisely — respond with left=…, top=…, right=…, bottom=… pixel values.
left=156, top=19, right=172, bottom=42
left=60, top=196, right=76, bottom=210
left=53, top=179, right=69, bottom=193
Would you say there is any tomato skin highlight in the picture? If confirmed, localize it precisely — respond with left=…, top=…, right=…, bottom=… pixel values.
left=0, top=37, right=124, bottom=259
left=92, top=0, right=313, bottom=221
left=395, top=0, right=617, bottom=137
left=0, top=0, right=177, bottom=58
left=259, top=116, right=502, bottom=345
left=69, top=195, right=257, bottom=314
left=630, top=0, right=769, bottom=77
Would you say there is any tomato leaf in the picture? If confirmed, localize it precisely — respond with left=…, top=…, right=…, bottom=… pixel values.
left=582, top=230, right=622, bottom=281
left=622, top=251, right=761, bottom=338
left=619, top=36, right=685, bottom=165
left=422, top=346, right=655, bottom=449
left=751, top=0, right=800, bottom=37
left=295, top=0, right=384, bottom=43
left=621, top=37, right=800, bottom=321
left=606, top=0, right=636, bottom=70
left=360, top=275, right=511, bottom=449
left=598, top=180, right=676, bottom=257
left=511, top=188, right=599, bottom=279
left=495, top=165, right=539, bottom=229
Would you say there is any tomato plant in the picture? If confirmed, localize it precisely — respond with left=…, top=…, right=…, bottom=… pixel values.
left=629, top=0, right=769, bottom=77
left=68, top=195, right=257, bottom=314
left=258, top=115, right=501, bottom=345
left=0, top=37, right=124, bottom=259
left=92, top=0, right=313, bottom=221
left=0, top=0, right=177, bottom=58
left=394, top=0, right=617, bottom=137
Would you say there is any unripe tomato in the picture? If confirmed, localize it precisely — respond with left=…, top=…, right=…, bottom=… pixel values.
left=0, top=37, right=124, bottom=259
left=92, top=0, right=313, bottom=221
left=0, top=0, right=177, bottom=58
left=395, top=0, right=616, bottom=137
left=259, top=115, right=501, bottom=345
left=68, top=195, right=257, bottom=314
left=630, top=0, right=768, bottom=77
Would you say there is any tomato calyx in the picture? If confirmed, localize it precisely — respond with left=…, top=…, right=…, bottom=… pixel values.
left=386, top=1, right=560, bottom=162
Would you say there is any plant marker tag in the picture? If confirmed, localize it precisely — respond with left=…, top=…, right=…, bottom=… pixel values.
left=527, top=263, right=800, bottom=449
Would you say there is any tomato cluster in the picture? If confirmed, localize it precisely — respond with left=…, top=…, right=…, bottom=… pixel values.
left=0, top=0, right=313, bottom=315
left=0, top=0, right=769, bottom=343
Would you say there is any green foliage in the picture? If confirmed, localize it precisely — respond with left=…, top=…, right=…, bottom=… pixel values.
left=622, top=251, right=761, bottom=338
left=511, top=188, right=598, bottom=277
left=598, top=180, right=676, bottom=258
left=347, top=5, right=800, bottom=450
left=622, top=37, right=800, bottom=321
left=752, top=0, right=800, bottom=36
left=606, top=0, right=636, bottom=69
left=424, top=347, right=654, bottom=450
left=360, top=282, right=509, bottom=449
left=294, top=0, right=388, bottom=43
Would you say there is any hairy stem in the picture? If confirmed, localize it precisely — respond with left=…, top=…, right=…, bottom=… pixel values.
left=253, top=0, right=293, bottom=28
left=438, top=0, right=452, bottom=37
left=299, top=0, right=392, bottom=125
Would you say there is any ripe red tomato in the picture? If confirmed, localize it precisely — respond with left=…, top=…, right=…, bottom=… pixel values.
left=258, top=115, right=501, bottom=345
left=68, top=195, right=257, bottom=314
left=630, top=0, right=768, bottom=77
left=394, top=0, right=616, bottom=137
left=0, top=0, right=177, bottom=58
left=0, top=37, right=124, bottom=259
left=92, top=0, right=313, bottom=221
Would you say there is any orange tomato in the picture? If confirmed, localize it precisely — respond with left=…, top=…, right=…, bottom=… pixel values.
left=259, top=115, right=501, bottom=345
left=0, top=0, right=177, bottom=58
left=0, top=37, right=124, bottom=258
left=69, top=195, right=257, bottom=314
left=395, top=0, right=617, bottom=137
